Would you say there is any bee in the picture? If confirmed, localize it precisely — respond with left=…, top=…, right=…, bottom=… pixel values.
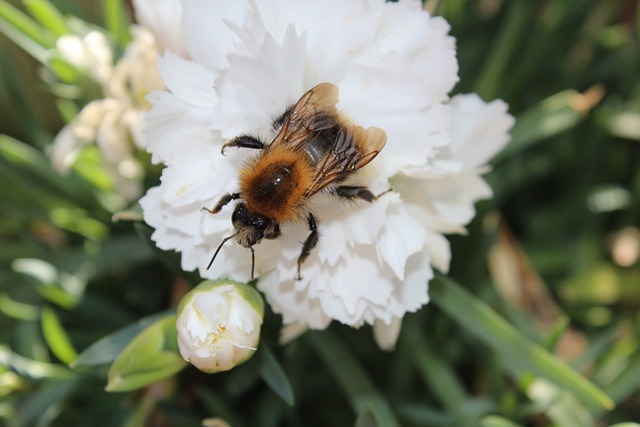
left=203, top=82, right=387, bottom=280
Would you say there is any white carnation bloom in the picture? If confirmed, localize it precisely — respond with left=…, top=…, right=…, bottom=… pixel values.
left=177, top=280, right=264, bottom=373
left=140, top=0, right=514, bottom=349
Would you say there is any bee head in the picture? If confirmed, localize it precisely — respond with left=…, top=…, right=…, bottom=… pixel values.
left=231, top=202, right=279, bottom=248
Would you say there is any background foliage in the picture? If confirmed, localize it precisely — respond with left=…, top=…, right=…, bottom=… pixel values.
left=1, top=0, right=639, bottom=426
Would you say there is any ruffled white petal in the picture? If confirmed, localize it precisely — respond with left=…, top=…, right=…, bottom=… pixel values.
left=132, top=0, right=187, bottom=57
left=140, top=0, right=514, bottom=350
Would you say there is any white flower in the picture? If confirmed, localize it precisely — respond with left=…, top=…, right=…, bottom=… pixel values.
left=140, top=0, right=514, bottom=349
left=55, top=31, right=113, bottom=85
left=50, top=0, right=183, bottom=201
left=176, top=280, right=264, bottom=373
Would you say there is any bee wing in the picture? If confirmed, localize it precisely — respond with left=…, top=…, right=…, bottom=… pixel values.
left=273, top=82, right=340, bottom=148
left=271, top=82, right=387, bottom=197
left=304, top=124, right=387, bottom=197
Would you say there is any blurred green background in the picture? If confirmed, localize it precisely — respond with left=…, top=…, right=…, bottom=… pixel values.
left=1, top=0, right=639, bottom=426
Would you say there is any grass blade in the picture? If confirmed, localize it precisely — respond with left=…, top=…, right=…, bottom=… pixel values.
left=308, top=331, right=401, bottom=427
left=430, top=276, right=614, bottom=412
left=22, top=0, right=70, bottom=36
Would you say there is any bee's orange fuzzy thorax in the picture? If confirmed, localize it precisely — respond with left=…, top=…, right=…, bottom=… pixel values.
left=239, top=145, right=314, bottom=223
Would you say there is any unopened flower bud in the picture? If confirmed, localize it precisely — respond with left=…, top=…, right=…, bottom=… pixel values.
left=176, top=280, right=264, bottom=373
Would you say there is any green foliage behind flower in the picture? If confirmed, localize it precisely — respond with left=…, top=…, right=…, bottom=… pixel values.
left=0, top=1, right=639, bottom=427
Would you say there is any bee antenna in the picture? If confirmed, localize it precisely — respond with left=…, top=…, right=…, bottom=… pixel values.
left=250, top=246, right=255, bottom=280
left=207, top=233, right=238, bottom=270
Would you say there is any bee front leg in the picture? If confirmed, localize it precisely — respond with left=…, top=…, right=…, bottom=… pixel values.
left=202, top=193, right=240, bottom=214
left=221, top=135, right=265, bottom=155
left=296, top=213, right=319, bottom=280
left=333, top=186, right=391, bottom=203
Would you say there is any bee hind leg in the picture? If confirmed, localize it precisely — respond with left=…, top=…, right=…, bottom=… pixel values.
left=202, top=192, right=240, bottom=214
left=333, top=186, right=391, bottom=202
left=221, top=135, right=265, bottom=155
left=296, top=213, right=319, bottom=280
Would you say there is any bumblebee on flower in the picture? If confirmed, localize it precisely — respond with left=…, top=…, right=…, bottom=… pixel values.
left=140, top=0, right=514, bottom=351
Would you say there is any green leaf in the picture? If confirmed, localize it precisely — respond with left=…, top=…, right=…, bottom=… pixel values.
left=602, top=352, right=640, bottom=408
left=22, top=0, right=70, bottom=36
left=106, top=314, right=187, bottom=392
left=494, top=88, right=602, bottom=163
left=195, top=387, right=247, bottom=427
left=41, top=306, right=78, bottom=365
left=430, top=276, right=614, bottom=412
left=0, top=134, right=101, bottom=212
left=102, top=0, right=131, bottom=47
left=308, top=331, right=401, bottom=427
left=0, top=292, right=38, bottom=321
left=0, top=344, right=71, bottom=379
left=134, top=222, right=202, bottom=285
left=406, top=322, right=475, bottom=427
left=250, top=344, right=295, bottom=406
left=11, top=377, right=78, bottom=427
left=479, top=415, right=526, bottom=427
left=73, top=311, right=172, bottom=368
left=355, top=405, right=381, bottom=427
left=0, top=0, right=55, bottom=51
left=475, top=1, right=531, bottom=100
left=527, top=378, right=595, bottom=427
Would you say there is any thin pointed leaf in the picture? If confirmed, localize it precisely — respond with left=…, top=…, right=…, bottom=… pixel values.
left=106, top=314, right=187, bottom=392
left=430, top=276, right=614, bottom=412
left=72, top=311, right=171, bottom=368
left=0, top=6, right=48, bottom=62
left=308, top=331, right=401, bottom=427
left=41, top=306, right=77, bottom=365
left=494, top=87, right=604, bottom=163
left=22, top=0, right=70, bottom=36
left=250, top=343, right=295, bottom=406
left=479, top=415, right=526, bottom=427
left=355, top=405, right=381, bottom=427
left=0, top=1, right=55, bottom=53
left=102, top=0, right=131, bottom=47
left=406, top=322, right=475, bottom=427
left=0, top=345, right=71, bottom=379
left=12, top=378, right=78, bottom=427
left=527, top=378, right=596, bottom=427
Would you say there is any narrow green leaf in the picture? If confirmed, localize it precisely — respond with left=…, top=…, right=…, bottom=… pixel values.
left=11, top=377, right=78, bottom=427
left=355, top=405, right=381, bottom=427
left=102, top=0, right=131, bottom=46
left=0, top=135, right=100, bottom=211
left=0, top=0, right=55, bottom=48
left=609, top=424, right=640, bottom=427
left=250, top=344, right=295, bottom=406
left=494, top=90, right=596, bottom=163
left=0, top=345, right=72, bottom=379
left=0, top=292, right=39, bottom=321
left=430, top=276, right=614, bottom=412
left=106, top=314, right=187, bottom=392
left=72, top=311, right=171, bottom=368
left=41, top=306, right=78, bottom=365
left=604, top=353, right=640, bottom=407
left=479, top=415, right=526, bottom=427
left=195, top=387, right=247, bottom=427
left=475, top=1, right=531, bottom=100
left=527, top=378, right=595, bottom=427
left=308, top=331, right=401, bottom=427
left=134, top=222, right=202, bottom=285
left=406, top=322, right=475, bottom=427
left=22, top=0, right=70, bottom=36
left=0, top=6, right=48, bottom=62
